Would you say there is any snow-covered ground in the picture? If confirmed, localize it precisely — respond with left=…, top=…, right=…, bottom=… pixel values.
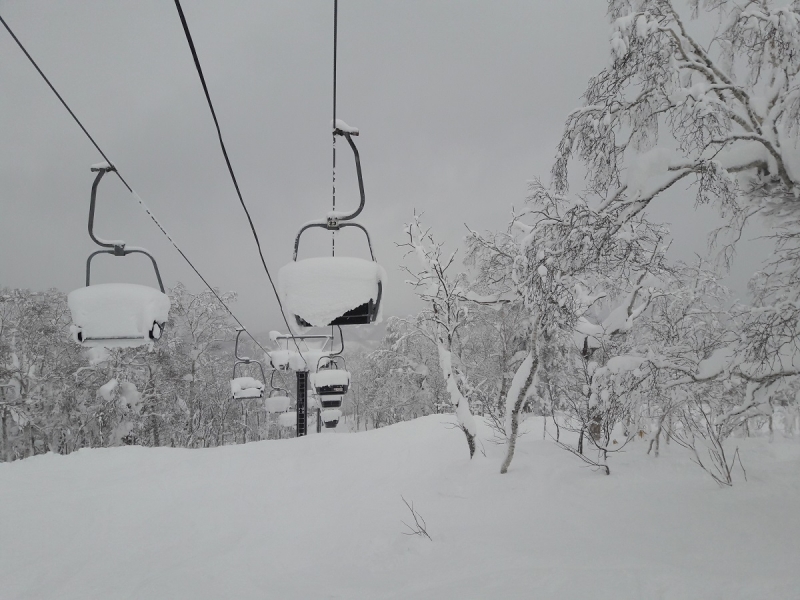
left=2, top=416, right=799, bottom=599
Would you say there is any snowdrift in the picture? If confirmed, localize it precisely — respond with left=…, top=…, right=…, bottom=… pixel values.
left=2, top=416, right=799, bottom=599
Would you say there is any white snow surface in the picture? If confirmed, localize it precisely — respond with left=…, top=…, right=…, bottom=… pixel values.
left=68, top=283, right=170, bottom=348
left=2, top=417, right=799, bottom=599
left=310, top=369, right=351, bottom=389
left=278, top=257, right=385, bottom=327
left=265, top=395, right=291, bottom=414
left=230, top=377, right=265, bottom=399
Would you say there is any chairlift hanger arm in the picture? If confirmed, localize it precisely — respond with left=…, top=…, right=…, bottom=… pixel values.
left=84, top=165, right=166, bottom=293
left=234, top=328, right=250, bottom=362
left=293, top=222, right=375, bottom=261
left=85, top=249, right=166, bottom=293
left=88, top=165, right=124, bottom=249
left=233, top=358, right=267, bottom=385
left=330, top=130, right=364, bottom=223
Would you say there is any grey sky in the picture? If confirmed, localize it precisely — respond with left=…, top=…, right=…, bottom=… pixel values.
left=0, top=1, right=769, bottom=338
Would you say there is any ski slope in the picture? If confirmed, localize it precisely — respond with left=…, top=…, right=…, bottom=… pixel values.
left=1, top=416, right=799, bottom=599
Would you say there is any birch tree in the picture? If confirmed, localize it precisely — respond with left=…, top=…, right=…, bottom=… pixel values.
left=401, top=215, right=478, bottom=458
left=554, top=0, right=800, bottom=390
left=466, top=182, right=668, bottom=472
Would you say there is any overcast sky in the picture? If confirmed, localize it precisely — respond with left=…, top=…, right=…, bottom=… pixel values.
left=0, top=1, right=770, bottom=340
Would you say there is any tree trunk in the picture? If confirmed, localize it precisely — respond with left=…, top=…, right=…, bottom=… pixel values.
left=188, top=361, right=197, bottom=447
left=501, top=348, right=539, bottom=474
left=1, top=407, right=9, bottom=462
left=462, top=426, right=476, bottom=459
left=27, top=423, right=35, bottom=457
left=241, top=404, right=247, bottom=444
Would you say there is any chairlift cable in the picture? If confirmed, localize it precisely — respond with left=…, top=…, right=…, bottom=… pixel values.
left=331, top=0, right=338, bottom=345
left=172, top=0, right=309, bottom=368
left=0, top=12, right=272, bottom=359
left=332, top=0, right=338, bottom=259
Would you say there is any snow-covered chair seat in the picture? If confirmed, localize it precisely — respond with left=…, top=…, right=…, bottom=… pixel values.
left=278, top=257, right=385, bottom=327
left=230, top=377, right=265, bottom=400
left=321, top=409, right=342, bottom=429
left=68, top=283, right=170, bottom=348
left=311, top=369, right=351, bottom=396
left=265, top=395, right=291, bottom=414
left=319, top=394, right=343, bottom=409
left=278, top=411, right=297, bottom=428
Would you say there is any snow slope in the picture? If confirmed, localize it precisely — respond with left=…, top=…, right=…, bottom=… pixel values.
left=1, top=417, right=799, bottom=599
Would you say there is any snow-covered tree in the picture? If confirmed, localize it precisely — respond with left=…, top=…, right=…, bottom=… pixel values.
left=167, top=283, right=237, bottom=447
left=401, top=215, right=479, bottom=458
left=553, top=0, right=800, bottom=392
left=466, top=181, right=668, bottom=472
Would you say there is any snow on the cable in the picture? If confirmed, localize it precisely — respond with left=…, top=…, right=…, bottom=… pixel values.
left=311, top=369, right=350, bottom=389
left=278, top=257, right=385, bottom=327
left=265, top=395, right=291, bottom=413
left=320, top=409, right=342, bottom=423
left=278, top=411, right=296, bottom=427
left=230, top=377, right=264, bottom=399
left=332, top=119, right=359, bottom=134
left=68, top=283, right=170, bottom=348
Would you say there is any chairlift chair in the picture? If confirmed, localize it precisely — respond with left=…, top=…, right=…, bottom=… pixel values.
left=264, top=371, right=292, bottom=413
left=68, top=164, right=170, bottom=348
left=320, top=409, right=342, bottom=429
left=319, top=394, right=343, bottom=409
left=311, top=355, right=350, bottom=397
left=278, top=411, right=297, bottom=428
left=278, top=125, right=385, bottom=328
left=230, top=329, right=267, bottom=400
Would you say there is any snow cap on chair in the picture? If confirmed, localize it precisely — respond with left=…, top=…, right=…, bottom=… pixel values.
left=278, top=411, right=297, bottom=428
left=321, top=409, right=342, bottom=423
left=68, top=283, right=170, bottom=348
left=311, top=369, right=351, bottom=389
left=231, top=377, right=265, bottom=399
left=278, top=257, right=385, bottom=327
left=265, top=395, right=291, bottom=414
